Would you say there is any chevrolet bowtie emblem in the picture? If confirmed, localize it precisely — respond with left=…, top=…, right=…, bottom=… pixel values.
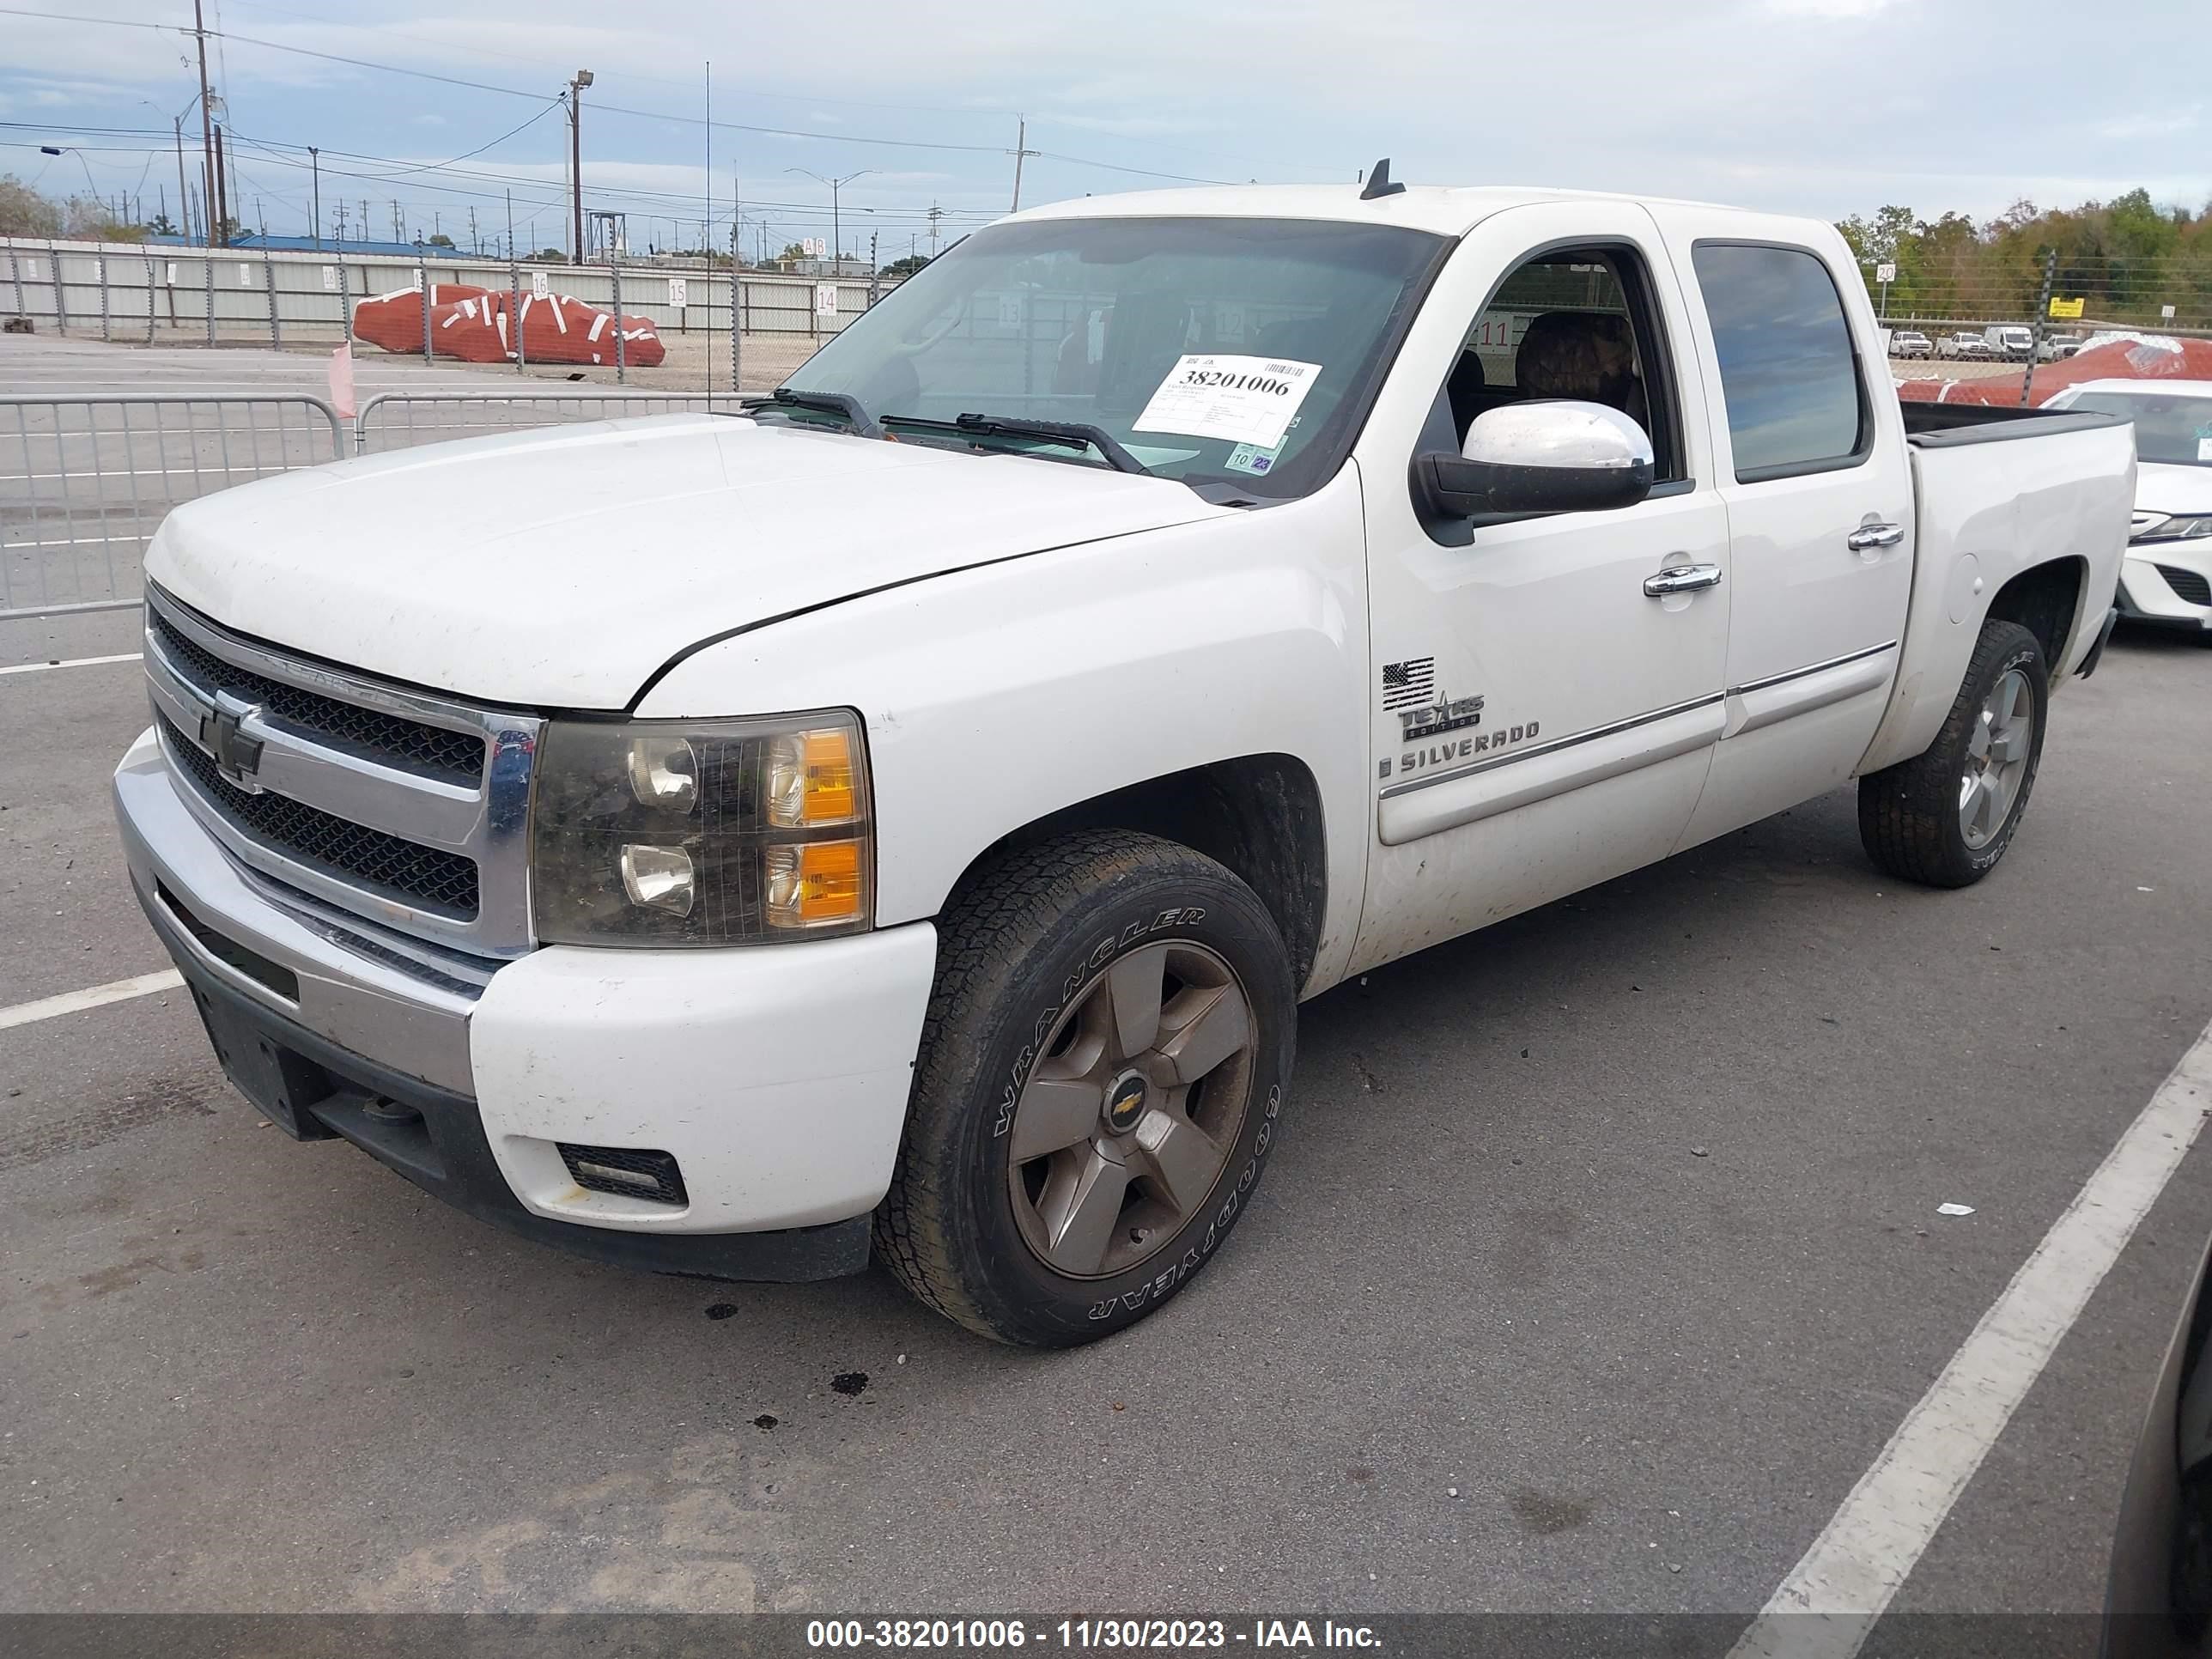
left=200, top=696, right=264, bottom=781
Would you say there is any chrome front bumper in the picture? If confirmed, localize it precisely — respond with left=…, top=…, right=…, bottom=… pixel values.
left=115, top=726, right=479, bottom=1095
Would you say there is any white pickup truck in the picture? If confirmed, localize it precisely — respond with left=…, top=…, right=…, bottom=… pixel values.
left=117, top=178, right=2133, bottom=1346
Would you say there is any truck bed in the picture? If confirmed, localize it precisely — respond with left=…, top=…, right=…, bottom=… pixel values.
left=1859, top=403, right=2135, bottom=775
left=1899, top=401, right=2129, bottom=447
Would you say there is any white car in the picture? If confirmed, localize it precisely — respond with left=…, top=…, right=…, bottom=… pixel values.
left=2046, top=378, right=2212, bottom=638
left=1938, top=331, right=1994, bottom=360
left=115, top=178, right=2134, bottom=1345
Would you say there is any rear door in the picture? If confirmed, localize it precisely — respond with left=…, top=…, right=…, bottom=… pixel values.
left=1650, top=216, right=1915, bottom=848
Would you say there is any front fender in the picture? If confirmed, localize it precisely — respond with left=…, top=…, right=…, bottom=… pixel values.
left=635, top=465, right=1373, bottom=993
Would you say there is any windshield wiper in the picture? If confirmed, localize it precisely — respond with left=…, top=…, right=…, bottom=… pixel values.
left=880, top=411, right=1149, bottom=475
left=737, top=387, right=885, bottom=441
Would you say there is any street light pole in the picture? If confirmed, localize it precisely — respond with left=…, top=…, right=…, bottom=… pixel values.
left=567, top=70, right=594, bottom=264
left=309, top=147, right=321, bottom=250
left=786, top=167, right=874, bottom=272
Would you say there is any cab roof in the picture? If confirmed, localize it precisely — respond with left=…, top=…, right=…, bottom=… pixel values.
left=1003, top=180, right=1815, bottom=240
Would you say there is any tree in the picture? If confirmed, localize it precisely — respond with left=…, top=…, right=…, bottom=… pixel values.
left=880, top=252, right=931, bottom=278
left=0, top=174, right=63, bottom=236
left=531, top=247, right=567, bottom=264
left=427, top=233, right=455, bottom=248
left=777, top=241, right=811, bottom=263
left=1834, top=188, right=2210, bottom=330
left=147, top=211, right=177, bottom=236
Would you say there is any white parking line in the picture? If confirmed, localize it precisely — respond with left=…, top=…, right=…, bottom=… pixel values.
left=1729, top=1020, right=2212, bottom=1659
left=0, top=653, right=143, bottom=676
left=0, top=970, right=184, bottom=1034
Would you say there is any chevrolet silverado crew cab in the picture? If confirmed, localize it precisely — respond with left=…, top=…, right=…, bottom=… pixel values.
left=116, top=177, right=2134, bottom=1346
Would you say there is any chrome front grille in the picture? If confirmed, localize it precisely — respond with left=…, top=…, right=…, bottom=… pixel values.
left=149, top=608, right=486, bottom=785
left=157, top=712, right=482, bottom=916
left=143, top=586, right=541, bottom=957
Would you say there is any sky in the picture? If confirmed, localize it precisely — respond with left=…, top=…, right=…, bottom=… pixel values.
left=3, top=0, right=2207, bottom=259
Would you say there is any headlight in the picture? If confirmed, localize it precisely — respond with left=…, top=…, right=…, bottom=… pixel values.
left=2132, top=514, right=2212, bottom=544
left=532, top=710, right=872, bottom=945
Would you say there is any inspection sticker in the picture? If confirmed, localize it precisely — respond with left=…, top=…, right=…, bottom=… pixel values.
left=1134, top=354, right=1322, bottom=449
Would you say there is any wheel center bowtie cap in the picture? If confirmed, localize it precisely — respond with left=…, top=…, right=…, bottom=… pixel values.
left=1103, top=1072, right=1149, bottom=1133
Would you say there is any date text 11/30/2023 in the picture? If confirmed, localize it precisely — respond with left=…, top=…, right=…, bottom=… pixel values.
left=805, top=1617, right=1384, bottom=1650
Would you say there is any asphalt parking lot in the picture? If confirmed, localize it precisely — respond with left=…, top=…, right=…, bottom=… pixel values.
left=3, top=343, right=2211, bottom=1635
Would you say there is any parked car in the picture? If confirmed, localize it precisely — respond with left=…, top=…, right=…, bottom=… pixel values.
left=2104, top=1237, right=2212, bottom=1657
left=115, top=177, right=2134, bottom=1346
left=1938, top=331, right=1995, bottom=360
left=2042, top=332, right=2087, bottom=362
left=1889, top=329, right=1935, bottom=360
left=2046, top=379, right=2212, bottom=641
left=1984, top=323, right=2035, bottom=359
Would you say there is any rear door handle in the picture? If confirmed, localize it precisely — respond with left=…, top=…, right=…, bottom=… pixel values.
left=1847, top=521, right=1905, bottom=551
left=1644, top=563, right=1723, bottom=598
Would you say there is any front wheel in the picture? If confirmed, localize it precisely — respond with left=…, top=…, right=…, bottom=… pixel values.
left=876, top=830, right=1297, bottom=1347
left=1858, top=618, right=2050, bottom=888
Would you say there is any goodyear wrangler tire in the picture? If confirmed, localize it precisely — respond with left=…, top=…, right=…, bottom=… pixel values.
left=1857, top=619, right=2049, bottom=889
left=876, top=830, right=1297, bottom=1347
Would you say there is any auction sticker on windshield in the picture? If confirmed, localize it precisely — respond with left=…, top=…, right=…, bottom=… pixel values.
left=1134, top=355, right=1322, bottom=449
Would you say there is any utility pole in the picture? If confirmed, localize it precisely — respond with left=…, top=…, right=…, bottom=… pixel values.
left=1010, top=115, right=1036, bottom=211
left=927, top=201, right=943, bottom=258
left=392, top=200, right=403, bottom=242
left=192, top=0, right=218, bottom=246
left=567, top=70, right=594, bottom=264
left=212, top=125, right=230, bottom=244
left=786, top=168, right=871, bottom=272
left=468, top=205, right=477, bottom=254
left=309, top=147, right=321, bottom=250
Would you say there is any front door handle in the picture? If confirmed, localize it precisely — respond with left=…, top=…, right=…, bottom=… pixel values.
left=1644, top=563, right=1723, bottom=598
left=1848, top=521, right=1905, bottom=551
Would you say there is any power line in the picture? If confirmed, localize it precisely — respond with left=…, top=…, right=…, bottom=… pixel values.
left=0, top=6, right=1289, bottom=183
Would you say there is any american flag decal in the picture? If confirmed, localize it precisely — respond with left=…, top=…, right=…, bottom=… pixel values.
left=1381, top=657, right=1436, bottom=710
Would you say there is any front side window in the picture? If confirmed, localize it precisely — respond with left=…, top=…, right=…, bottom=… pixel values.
left=1439, top=246, right=1684, bottom=483
left=779, top=216, right=1446, bottom=498
left=1692, top=243, right=1867, bottom=482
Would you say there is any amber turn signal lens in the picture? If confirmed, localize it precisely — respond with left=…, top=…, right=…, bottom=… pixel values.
left=766, top=727, right=859, bottom=827
left=764, top=839, right=865, bottom=930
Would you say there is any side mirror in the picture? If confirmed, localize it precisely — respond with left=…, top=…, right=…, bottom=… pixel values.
left=1413, top=400, right=1656, bottom=520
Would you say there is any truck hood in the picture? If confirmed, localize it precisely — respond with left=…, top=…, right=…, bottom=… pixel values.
left=2136, top=461, right=2212, bottom=517
left=147, top=414, right=1229, bottom=708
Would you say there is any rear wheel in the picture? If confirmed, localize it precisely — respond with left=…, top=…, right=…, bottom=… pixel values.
left=876, top=831, right=1297, bottom=1347
left=1858, top=618, right=2049, bottom=888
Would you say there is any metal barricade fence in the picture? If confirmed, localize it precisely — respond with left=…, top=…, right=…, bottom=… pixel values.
left=351, top=391, right=750, bottom=453
left=0, top=391, right=762, bottom=623
left=0, top=394, right=347, bottom=620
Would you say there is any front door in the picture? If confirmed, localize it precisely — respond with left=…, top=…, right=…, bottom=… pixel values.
left=1346, top=202, right=1731, bottom=975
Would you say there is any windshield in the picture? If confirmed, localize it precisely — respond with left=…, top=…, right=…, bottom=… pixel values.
left=780, top=216, right=1447, bottom=495
left=2065, top=392, right=2212, bottom=467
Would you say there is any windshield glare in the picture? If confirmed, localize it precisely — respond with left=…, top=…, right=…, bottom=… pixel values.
left=2068, top=392, right=2212, bottom=468
left=780, top=216, right=1444, bottom=494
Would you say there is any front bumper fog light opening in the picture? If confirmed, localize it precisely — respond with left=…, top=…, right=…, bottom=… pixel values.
left=558, top=1143, right=688, bottom=1206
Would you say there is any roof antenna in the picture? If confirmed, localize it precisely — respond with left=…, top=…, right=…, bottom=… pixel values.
left=1360, top=158, right=1405, bottom=201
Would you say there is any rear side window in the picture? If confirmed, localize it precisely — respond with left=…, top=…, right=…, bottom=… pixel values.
left=1692, top=243, right=1867, bottom=482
